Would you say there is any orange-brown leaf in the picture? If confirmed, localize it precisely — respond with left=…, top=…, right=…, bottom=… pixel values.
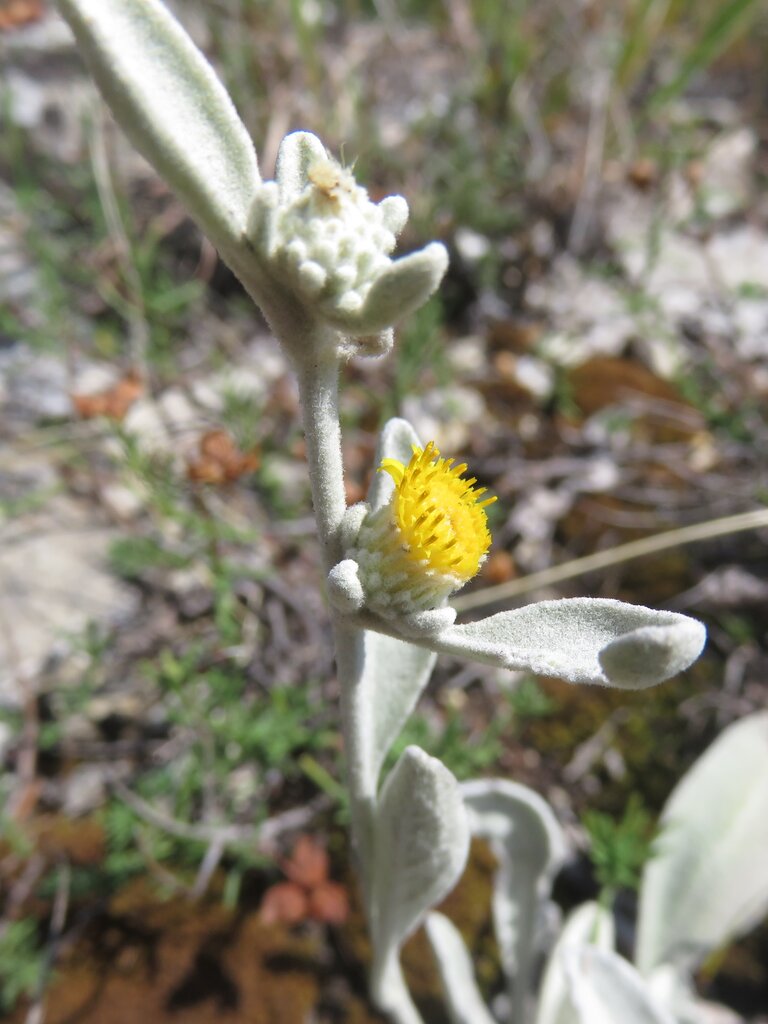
left=0, top=0, right=44, bottom=31
left=187, top=429, right=260, bottom=484
left=259, top=882, right=308, bottom=926
left=481, top=549, right=516, bottom=584
left=281, top=834, right=329, bottom=890
left=307, top=881, right=349, bottom=925
left=71, top=372, right=143, bottom=421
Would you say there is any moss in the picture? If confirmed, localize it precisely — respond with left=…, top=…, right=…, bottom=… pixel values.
left=28, top=813, right=106, bottom=867
left=523, top=655, right=719, bottom=815
left=17, top=880, right=323, bottom=1024
left=402, top=838, right=501, bottom=1018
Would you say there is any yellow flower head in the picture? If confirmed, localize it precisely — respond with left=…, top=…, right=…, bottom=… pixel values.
left=349, top=441, right=496, bottom=618
left=379, top=442, right=496, bottom=581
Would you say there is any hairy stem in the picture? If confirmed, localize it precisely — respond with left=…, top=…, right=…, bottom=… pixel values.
left=295, top=350, right=347, bottom=572
left=294, top=341, right=425, bottom=1024
left=293, top=349, right=376, bottom=891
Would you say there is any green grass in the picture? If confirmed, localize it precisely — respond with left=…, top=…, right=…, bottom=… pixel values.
left=0, top=920, right=46, bottom=1013
left=109, top=535, right=193, bottom=580
left=676, top=364, right=758, bottom=443
left=385, top=697, right=516, bottom=781
left=583, top=793, right=657, bottom=902
left=508, top=677, right=556, bottom=721
left=0, top=483, right=61, bottom=522
left=1, top=3, right=764, bottom=1012
left=647, top=0, right=764, bottom=111
left=387, top=295, right=451, bottom=418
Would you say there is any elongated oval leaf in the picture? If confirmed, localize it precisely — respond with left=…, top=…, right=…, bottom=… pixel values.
left=536, top=902, right=615, bottom=1024
left=373, top=746, right=470, bottom=952
left=362, top=630, right=437, bottom=788
left=426, top=912, right=498, bottom=1024
left=636, top=711, right=768, bottom=976
left=370, top=747, right=469, bottom=1021
left=431, top=599, right=705, bottom=689
left=564, top=947, right=676, bottom=1024
left=57, top=0, right=259, bottom=258
left=463, top=779, right=567, bottom=1020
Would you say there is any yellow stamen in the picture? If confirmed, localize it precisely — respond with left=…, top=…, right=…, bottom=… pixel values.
left=378, top=441, right=496, bottom=581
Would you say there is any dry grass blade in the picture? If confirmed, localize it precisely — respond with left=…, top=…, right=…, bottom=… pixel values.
left=455, top=509, right=768, bottom=612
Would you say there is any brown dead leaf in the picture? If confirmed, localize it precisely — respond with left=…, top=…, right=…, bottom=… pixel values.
left=481, top=549, right=516, bottom=584
left=71, top=372, right=143, bottom=421
left=627, top=157, right=658, bottom=191
left=29, top=814, right=106, bottom=867
left=0, top=0, right=44, bottom=30
left=307, top=881, right=349, bottom=925
left=186, top=429, right=260, bottom=484
left=487, top=317, right=544, bottom=354
left=281, top=834, right=329, bottom=890
left=568, top=357, right=702, bottom=441
left=259, top=881, right=308, bottom=925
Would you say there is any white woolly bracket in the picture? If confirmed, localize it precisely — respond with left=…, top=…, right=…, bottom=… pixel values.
left=327, top=559, right=366, bottom=614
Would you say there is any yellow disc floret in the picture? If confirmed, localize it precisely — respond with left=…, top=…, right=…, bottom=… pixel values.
left=380, top=442, right=496, bottom=581
left=349, top=441, right=496, bottom=618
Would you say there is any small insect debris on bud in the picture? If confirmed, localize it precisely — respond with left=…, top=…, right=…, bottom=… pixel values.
left=308, top=158, right=355, bottom=208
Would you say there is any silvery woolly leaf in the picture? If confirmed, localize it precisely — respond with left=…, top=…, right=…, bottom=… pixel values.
left=327, top=558, right=366, bottom=614
left=275, top=130, right=327, bottom=202
left=368, top=416, right=422, bottom=512
left=425, top=912, right=498, bottom=1024
left=646, top=965, right=743, bottom=1024
left=350, top=327, right=394, bottom=359
left=380, top=195, right=409, bottom=235
left=536, top=902, right=615, bottom=1024
left=245, top=183, right=278, bottom=255
left=431, top=599, right=705, bottom=690
left=563, top=947, right=676, bottom=1024
left=463, top=779, right=568, bottom=1021
left=370, top=957, right=426, bottom=1024
left=57, top=0, right=258, bottom=260
left=328, top=243, right=448, bottom=334
left=636, top=711, right=768, bottom=977
left=361, top=630, right=437, bottom=789
left=372, top=746, right=469, bottom=959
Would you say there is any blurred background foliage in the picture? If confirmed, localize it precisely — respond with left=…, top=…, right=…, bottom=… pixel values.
left=1, top=0, right=768, bottom=1020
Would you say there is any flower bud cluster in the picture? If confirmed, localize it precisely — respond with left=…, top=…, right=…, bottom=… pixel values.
left=246, top=132, right=448, bottom=352
left=272, top=162, right=407, bottom=323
